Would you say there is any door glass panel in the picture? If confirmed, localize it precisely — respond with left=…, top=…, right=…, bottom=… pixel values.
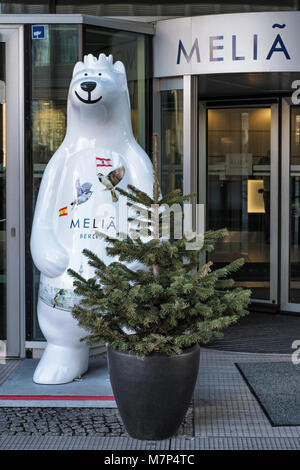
left=160, top=90, right=183, bottom=195
left=289, top=107, right=300, bottom=303
left=207, top=107, right=271, bottom=300
left=0, top=42, right=5, bottom=339
left=29, top=25, right=78, bottom=340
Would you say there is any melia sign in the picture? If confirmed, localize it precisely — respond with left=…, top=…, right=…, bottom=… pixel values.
left=153, top=12, right=300, bottom=77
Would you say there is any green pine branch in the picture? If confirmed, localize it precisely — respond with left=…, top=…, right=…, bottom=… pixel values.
left=67, top=134, right=251, bottom=358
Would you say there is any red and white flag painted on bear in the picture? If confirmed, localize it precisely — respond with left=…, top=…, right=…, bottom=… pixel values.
left=96, top=157, right=112, bottom=168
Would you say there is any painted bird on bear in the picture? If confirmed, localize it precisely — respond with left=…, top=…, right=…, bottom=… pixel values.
left=71, top=179, right=93, bottom=208
left=97, top=166, right=125, bottom=202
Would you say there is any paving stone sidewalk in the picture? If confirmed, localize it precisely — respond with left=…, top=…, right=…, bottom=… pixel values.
left=0, top=348, right=300, bottom=450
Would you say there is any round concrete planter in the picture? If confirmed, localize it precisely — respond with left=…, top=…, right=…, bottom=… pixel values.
left=107, top=343, right=200, bottom=440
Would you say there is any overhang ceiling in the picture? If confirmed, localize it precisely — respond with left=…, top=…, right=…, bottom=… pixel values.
left=198, top=72, right=299, bottom=99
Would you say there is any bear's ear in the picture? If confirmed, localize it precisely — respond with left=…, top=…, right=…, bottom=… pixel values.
left=113, top=61, right=126, bottom=75
left=72, top=61, right=84, bottom=77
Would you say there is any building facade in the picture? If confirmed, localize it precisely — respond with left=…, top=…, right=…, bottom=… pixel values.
left=0, top=5, right=300, bottom=358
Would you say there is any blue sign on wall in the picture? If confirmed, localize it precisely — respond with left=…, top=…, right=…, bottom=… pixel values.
left=32, top=25, right=45, bottom=40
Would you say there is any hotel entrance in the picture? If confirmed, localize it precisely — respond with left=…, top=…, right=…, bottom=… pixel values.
left=203, top=98, right=300, bottom=312
left=156, top=80, right=300, bottom=313
left=153, top=12, right=300, bottom=315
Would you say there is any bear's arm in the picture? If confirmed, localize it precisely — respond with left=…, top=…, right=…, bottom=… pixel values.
left=30, top=151, right=69, bottom=278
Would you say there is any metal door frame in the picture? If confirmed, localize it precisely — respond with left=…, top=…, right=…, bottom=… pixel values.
left=0, top=25, right=25, bottom=357
left=281, top=98, right=300, bottom=313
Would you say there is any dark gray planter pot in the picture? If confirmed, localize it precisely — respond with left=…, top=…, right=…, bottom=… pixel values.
left=107, top=343, right=200, bottom=440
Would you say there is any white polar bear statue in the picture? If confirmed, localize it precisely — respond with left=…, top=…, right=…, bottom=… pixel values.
left=30, top=53, right=154, bottom=384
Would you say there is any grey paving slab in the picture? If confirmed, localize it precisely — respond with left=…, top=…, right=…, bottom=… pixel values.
left=1, top=434, right=300, bottom=450
left=0, top=359, right=22, bottom=385
left=0, top=355, right=116, bottom=408
left=0, top=435, right=170, bottom=450
left=170, top=436, right=300, bottom=450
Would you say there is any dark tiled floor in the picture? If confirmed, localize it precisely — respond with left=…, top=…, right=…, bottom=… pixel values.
left=204, top=312, right=300, bottom=353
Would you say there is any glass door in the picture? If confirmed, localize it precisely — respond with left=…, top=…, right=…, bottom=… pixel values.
left=281, top=99, right=300, bottom=312
left=0, top=26, right=24, bottom=358
left=206, top=104, right=278, bottom=305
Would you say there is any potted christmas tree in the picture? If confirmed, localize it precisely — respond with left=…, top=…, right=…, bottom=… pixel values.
left=68, top=137, right=250, bottom=440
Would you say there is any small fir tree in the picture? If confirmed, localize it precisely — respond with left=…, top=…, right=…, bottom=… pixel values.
left=68, top=136, right=251, bottom=358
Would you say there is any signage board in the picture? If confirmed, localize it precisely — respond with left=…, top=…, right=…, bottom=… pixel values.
left=154, top=12, right=300, bottom=77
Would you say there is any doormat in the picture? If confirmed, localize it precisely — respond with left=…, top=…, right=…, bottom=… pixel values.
left=236, top=362, right=300, bottom=426
left=0, top=355, right=115, bottom=408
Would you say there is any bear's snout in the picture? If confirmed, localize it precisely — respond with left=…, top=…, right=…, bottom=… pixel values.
left=80, top=81, right=97, bottom=93
left=74, top=80, right=102, bottom=105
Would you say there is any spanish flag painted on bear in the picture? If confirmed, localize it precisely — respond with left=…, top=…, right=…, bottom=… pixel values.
left=59, top=206, right=68, bottom=217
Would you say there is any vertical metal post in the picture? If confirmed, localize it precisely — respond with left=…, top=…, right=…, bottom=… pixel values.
left=183, top=75, right=198, bottom=230
left=48, top=0, right=56, bottom=14
left=18, top=26, right=25, bottom=358
left=5, top=27, right=24, bottom=357
left=77, top=23, right=83, bottom=61
left=152, top=78, right=161, bottom=179
left=281, top=98, right=291, bottom=310
left=137, top=35, right=146, bottom=150
left=270, top=103, right=279, bottom=305
left=198, top=101, right=206, bottom=223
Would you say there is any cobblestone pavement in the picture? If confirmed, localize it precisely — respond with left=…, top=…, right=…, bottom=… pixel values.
left=0, top=405, right=193, bottom=437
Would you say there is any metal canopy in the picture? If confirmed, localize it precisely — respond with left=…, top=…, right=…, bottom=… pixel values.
left=0, top=14, right=155, bottom=35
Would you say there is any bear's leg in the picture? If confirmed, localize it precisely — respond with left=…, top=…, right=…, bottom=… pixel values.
left=33, top=299, right=90, bottom=384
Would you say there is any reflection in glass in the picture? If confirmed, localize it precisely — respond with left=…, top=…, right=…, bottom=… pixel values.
left=0, top=2, right=48, bottom=13
left=0, top=43, right=5, bottom=340
left=160, top=90, right=183, bottom=195
left=84, top=26, right=147, bottom=150
left=28, top=25, right=149, bottom=340
left=207, top=107, right=271, bottom=300
left=29, top=26, right=78, bottom=340
left=290, top=108, right=300, bottom=303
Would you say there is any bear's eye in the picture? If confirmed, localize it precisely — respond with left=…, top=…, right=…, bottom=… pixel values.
left=84, top=73, right=88, bottom=76
left=98, top=73, right=102, bottom=76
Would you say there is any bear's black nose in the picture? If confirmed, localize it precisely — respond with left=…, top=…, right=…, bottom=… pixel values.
left=80, top=81, right=96, bottom=93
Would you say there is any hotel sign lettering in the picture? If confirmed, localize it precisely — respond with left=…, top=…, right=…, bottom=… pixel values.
left=153, top=12, right=300, bottom=77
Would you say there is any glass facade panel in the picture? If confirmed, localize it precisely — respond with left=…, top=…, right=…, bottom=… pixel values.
left=55, top=2, right=295, bottom=16
left=160, top=90, right=183, bottom=195
left=207, top=107, right=271, bottom=300
left=28, top=25, right=78, bottom=340
left=0, top=1, right=48, bottom=13
left=0, top=43, right=6, bottom=340
left=289, top=107, right=300, bottom=303
left=84, top=26, right=148, bottom=151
